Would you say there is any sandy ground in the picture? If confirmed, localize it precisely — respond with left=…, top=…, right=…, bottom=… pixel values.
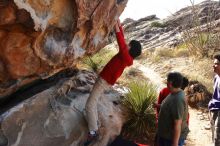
left=134, top=60, right=213, bottom=146
left=186, top=108, right=212, bottom=146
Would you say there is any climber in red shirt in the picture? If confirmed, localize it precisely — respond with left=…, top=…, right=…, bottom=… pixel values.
left=84, top=19, right=142, bottom=146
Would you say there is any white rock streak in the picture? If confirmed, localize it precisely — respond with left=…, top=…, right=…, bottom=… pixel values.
left=14, top=0, right=52, bottom=31
left=11, top=122, right=27, bottom=146
left=70, top=35, right=85, bottom=59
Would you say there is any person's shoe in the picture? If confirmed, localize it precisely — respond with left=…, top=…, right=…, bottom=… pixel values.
left=84, top=132, right=98, bottom=146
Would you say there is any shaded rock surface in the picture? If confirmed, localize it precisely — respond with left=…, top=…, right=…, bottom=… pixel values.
left=0, top=68, right=78, bottom=115
left=0, top=70, right=125, bottom=146
left=0, top=0, right=128, bottom=98
left=122, top=0, right=220, bottom=51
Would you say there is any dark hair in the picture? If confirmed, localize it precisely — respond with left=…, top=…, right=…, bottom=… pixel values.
left=214, top=54, right=220, bottom=62
left=181, top=76, right=189, bottom=90
left=129, top=40, right=142, bottom=59
left=167, top=72, right=183, bottom=88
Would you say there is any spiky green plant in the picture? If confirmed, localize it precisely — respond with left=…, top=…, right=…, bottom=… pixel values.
left=121, top=81, right=157, bottom=142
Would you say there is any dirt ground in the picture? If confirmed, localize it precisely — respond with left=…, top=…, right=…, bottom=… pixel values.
left=134, top=57, right=213, bottom=146
left=186, top=108, right=212, bottom=146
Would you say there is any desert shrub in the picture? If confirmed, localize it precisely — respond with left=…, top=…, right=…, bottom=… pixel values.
left=183, top=31, right=220, bottom=58
left=174, top=44, right=190, bottom=57
left=154, top=48, right=175, bottom=58
left=151, top=55, right=161, bottom=63
left=184, top=57, right=213, bottom=92
left=121, top=81, right=157, bottom=143
left=150, top=21, right=167, bottom=28
left=82, top=47, right=116, bottom=72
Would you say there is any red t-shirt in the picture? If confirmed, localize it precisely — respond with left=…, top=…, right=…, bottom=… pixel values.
left=156, top=87, right=170, bottom=119
left=99, top=26, right=133, bottom=85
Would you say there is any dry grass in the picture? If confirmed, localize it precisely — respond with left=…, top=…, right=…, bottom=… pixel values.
left=154, top=48, right=175, bottom=58
left=153, top=46, right=190, bottom=58
left=141, top=46, right=189, bottom=63
left=174, top=44, right=190, bottom=57
left=139, top=47, right=214, bottom=95
left=117, top=67, right=149, bottom=86
left=186, top=58, right=213, bottom=93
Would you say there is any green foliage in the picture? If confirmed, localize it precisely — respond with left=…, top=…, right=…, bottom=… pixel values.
left=83, top=57, right=100, bottom=72
left=150, top=21, right=167, bottom=28
left=121, top=81, right=157, bottom=141
left=82, top=47, right=117, bottom=72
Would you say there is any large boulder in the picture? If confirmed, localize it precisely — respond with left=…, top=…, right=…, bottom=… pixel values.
left=0, top=0, right=128, bottom=98
left=0, top=70, right=126, bottom=146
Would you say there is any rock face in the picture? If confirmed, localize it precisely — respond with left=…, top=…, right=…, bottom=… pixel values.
left=123, top=0, right=220, bottom=51
left=0, top=70, right=125, bottom=146
left=0, top=0, right=128, bottom=98
left=165, top=0, right=220, bottom=28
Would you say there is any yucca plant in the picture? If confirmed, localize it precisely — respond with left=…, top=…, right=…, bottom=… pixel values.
left=121, top=81, right=157, bottom=143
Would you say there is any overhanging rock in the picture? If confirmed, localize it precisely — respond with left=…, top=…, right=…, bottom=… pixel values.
left=0, top=0, right=128, bottom=98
